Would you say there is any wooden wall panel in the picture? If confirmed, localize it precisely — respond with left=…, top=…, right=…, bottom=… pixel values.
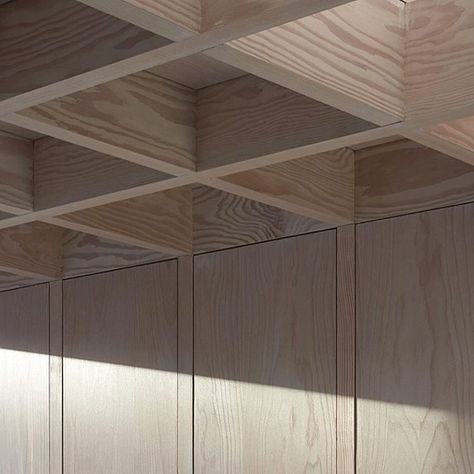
left=63, top=262, right=179, bottom=474
left=194, top=232, right=337, bottom=473
left=357, top=203, right=474, bottom=473
left=0, top=284, right=49, bottom=474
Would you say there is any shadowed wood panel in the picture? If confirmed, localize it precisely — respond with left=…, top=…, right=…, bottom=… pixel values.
left=197, top=75, right=374, bottom=172
left=194, top=232, right=337, bottom=473
left=357, top=203, right=474, bottom=473
left=34, top=137, right=169, bottom=210
left=0, top=0, right=170, bottom=100
left=62, top=232, right=168, bottom=279
left=217, top=0, right=404, bottom=125
left=0, top=285, right=49, bottom=473
left=63, top=262, right=178, bottom=474
left=0, top=222, right=64, bottom=279
left=192, top=185, right=330, bottom=253
left=16, top=72, right=196, bottom=175
left=216, top=149, right=355, bottom=224
left=0, top=272, right=48, bottom=293
left=405, top=0, right=474, bottom=124
left=52, top=187, right=193, bottom=254
left=356, top=140, right=474, bottom=221
left=0, top=133, right=33, bottom=215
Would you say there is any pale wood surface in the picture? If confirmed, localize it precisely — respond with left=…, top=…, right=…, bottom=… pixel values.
left=194, top=232, right=337, bottom=473
left=405, top=0, right=474, bottom=124
left=197, top=75, right=374, bottom=172
left=49, top=281, right=63, bottom=474
left=63, top=262, right=179, bottom=474
left=62, top=231, right=168, bottom=279
left=220, top=0, right=404, bottom=125
left=0, top=222, right=64, bottom=279
left=355, top=140, right=474, bottom=221
left=357, top=203, right=474, bottom=473
left=0, top=284, right=49, bottom=474
left=178, top=257, right=194, bottom=474
left=337, top=226, right=355, bottom=474
left=218, top=149, right=355, bottom=224
left=52, top=188, right=193, bottom=254
left=34, top=137, right=169, bottom=210
left=0, top=133, right=33, bottom=214
left=193, top=185, right=330, bottom=253
left=149, top=54, right=245, bottom=89
left=17, top=72, right=197, bottom=175
left=0, top=0, right=170, bottom=100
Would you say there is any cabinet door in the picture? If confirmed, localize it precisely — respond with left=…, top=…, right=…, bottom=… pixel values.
left=194, top=232, right=337, bottom=473
left=0, top=285, right=49, bottom=474
left=357, top=203, right=474, bottom=473
left=63, top=262, right=178, bottom=474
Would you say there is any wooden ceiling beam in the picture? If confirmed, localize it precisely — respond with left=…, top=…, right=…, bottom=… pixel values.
left=0, top=133, right=33, bottom=215
left=204, top=149, right=355, bottom=225
left=5, top=73, right=197, bottom=176
left=355, top=140, right=474, bottom=222
left=405, top=0, right=474, bottom=126
left=209, top=0, right=405, bottom=126
left=47, top=188, right=193, bottom=255
left=0, top=222, right=64, bottom=279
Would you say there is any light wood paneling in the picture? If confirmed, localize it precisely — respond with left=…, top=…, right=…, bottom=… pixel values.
left=405, top=0, right=474, bottom=124
left=51, top=187, right=193, bottom=254
left=0, top=0, right=170, bottom=100
left=34, top=137, right=169, bottom=210
left=355, top=140, right=474, bottom=222
left=215, top=0, right=405, bottom=125
left=0, top=133, right=33, bottom=215
left=197, top=75, right=374, bottom=172
left=194, top=232, right=337, bottom=473
left=0, top=284, right=49, bottom=474
left=63, top=262, right=179, bottom=474
left=15, top=72, right=197, bottom=175
left=215, top=149, right=355, bottom=224
left=192, top=185, right=330, bottom=253
left=337, top=226, right=355, bottom=474
left=357, top=203, right=474, bottom=473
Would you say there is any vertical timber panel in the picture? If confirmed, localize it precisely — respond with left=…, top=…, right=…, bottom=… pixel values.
left=0, top=284, right=50, bottom=474
left=357, top=203, right=474, bottom=473
left=63, top=262, right=178, bottom=474
left=49, top=281, right=63, bottom=474
left=178, top=256, right=194, bottom=474
left=194, top=232, right=337, bottom=473
left=337, top=226, right=355, bottom=474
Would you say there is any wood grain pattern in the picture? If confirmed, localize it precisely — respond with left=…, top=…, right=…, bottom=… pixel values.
left=78, top=0, right=201, bottom=39
left=62, top=231, right=168, bottom=279
left=0, top=285, right=49, bottom=474
left=357, top=203, right=474, bottom=473
left=49, top=281, right=63, bottom=474
left=0, top=121, right=43, bottom=140
left=34, top=137, right=169, bottom=210
left=0, top=272, right=47, bottom=293
left=16, top=72, right=197, bottom=175
left=336, top=225, right=355, bottom=474
left=194, top=232, right=337, bottom=473
left=355, top=140, right=474, bottom=222
left=405, top=0, right=474, bottom=124
left=0, top=222, right=64, bottom=279
left=0, top=133, right=33, bottom=215
left=217, top=0, right=405, bottom=125
left=197, top=75, right=374, bottom=172
left=0, top=0, right=170, bottom=100
left=51, top=188, right=193, bottom=254
left=63, top=262, right=178, bottom=474
left=178, top=256, right=194, bottom=474
left=201, top=0, right=352, bottom=32
left=149, top=54, right=245, bottom=89
left=216, top=149, right=355, bottom=225
left=192, top=185, right=330, bottom=253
